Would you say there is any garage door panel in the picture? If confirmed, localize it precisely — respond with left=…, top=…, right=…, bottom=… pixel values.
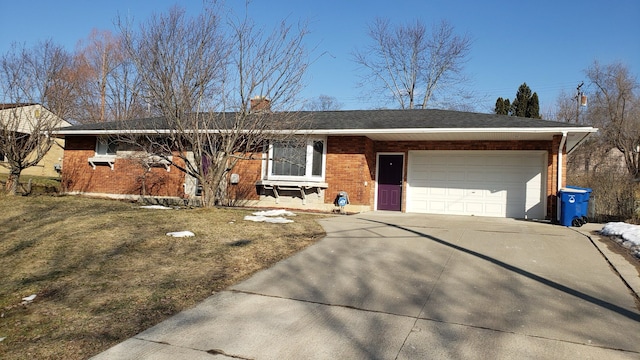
left=428, top=201, right=445, bottom=212
left=465, top=202, right=484, bottom=213
left=423, top=170, right=448, bottom=181
left=407, top=151, right=546, bottom=219
left=464, top=189, right=484, bottom=200
left=486, top=190, right=507, bottom=200
left=466, top=172, right=486, bottom=182
left=447, top=201, right=464, bottom=213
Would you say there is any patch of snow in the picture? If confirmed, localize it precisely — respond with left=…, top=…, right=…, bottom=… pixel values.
left=0, top=337, right=5, bottom=342
left=600, top=222, right=640, bottom=246
left=140, top=205, right=173, bottom=210
left=600, top=222, right=640, bottom=259
left=166, top=231, right=195, bottom=237
left=252, top=209, right=296, bottom=217
left=22, top=294, right=36, bottom=302
left=245, top=209, right=296, bottom=223
left=244, top=215, right=294, bottom=224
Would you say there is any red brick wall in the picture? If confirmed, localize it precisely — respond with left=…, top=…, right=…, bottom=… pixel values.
left=374, top=140, right=553, bottom=152
left=325, top=136, right=375, bottom=206
left=228, top=155, right=262, bottom=202
left=547, top=135, right=566, bottom=220
left=62, top=136, right=186, bottom=197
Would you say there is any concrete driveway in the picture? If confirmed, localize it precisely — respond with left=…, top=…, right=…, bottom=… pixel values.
left=92, top=213, right=640, bottom=359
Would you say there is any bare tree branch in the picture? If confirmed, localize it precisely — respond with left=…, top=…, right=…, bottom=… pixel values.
left=353, top=18, right=471, bottom=109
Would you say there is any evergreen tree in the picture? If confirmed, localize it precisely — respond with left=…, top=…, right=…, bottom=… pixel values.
left=512, top=83, right=533, bottom=117
left=495, top=82, right=540, bottom=118
left=527, top=92, right=541, bottom=118
left=495, top=97, right=509, bottom=115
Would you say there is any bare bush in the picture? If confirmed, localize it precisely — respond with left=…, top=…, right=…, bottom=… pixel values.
left=568, top=169, right=638, bottom=223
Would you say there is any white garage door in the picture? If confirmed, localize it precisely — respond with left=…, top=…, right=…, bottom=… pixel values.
left=407, top=151, right=546, bottom=219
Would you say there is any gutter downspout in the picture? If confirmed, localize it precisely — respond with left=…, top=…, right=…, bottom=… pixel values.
left=557, top=131, right=568, bottom=222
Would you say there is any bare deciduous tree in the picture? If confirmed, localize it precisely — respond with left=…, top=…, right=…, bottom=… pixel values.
left=0, top=41, right=71, bottom=194
left=353, top=18, right=471, bottom=109
left=585, top=61, right=640, bottom=179
left=305, top=94, right=342, bottom=111
left=557, top=62, right=640, bottom=221
left=555, top=90, right=607, bottom=174
left=75, top=29, right=121, bottom=122
left=73, top=29, right=147, bottom=123
left=117, top=2, right=310, bottom=207
left=2, top=41, right=77, bottom=120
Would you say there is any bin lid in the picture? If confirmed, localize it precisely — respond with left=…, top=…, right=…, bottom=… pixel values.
left=565, top=185, right=592, bottom=193
left=559, top=187, right=587, bottom=193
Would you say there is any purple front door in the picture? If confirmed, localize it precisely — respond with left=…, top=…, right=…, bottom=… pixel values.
left=377, top=154, right=403, bottom=211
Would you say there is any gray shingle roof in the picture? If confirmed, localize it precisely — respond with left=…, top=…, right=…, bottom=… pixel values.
left=299, top=109, right=584, bottom=129
left=59, top=109, right=589, bottom=133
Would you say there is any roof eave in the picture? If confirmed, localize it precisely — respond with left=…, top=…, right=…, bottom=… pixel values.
left=53, top=126, right=598, bottom=140
left=292, top=126, right=597, bottom=135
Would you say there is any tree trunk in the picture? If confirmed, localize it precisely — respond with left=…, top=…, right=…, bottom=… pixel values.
left=5, top=168, right=21, bottom=195
left=199, top=154, right=230, bottom=208
left=201, top=183, right=215, bottom=207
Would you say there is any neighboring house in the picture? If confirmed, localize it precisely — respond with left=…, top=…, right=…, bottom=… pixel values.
left=568, top=144, right=630, bottom=175
left=55, top=109, right=596, bottom=220
left=0, top=103, right=71, bottom=178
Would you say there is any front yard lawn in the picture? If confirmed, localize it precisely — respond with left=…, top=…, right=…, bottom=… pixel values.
left=0, top=195, right=325, bottom=359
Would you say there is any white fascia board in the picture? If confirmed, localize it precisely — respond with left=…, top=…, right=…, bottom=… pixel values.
left=53, top=126, right=598, bottom=136
left=54, top=129, right=175, bottom=136
left=288, top=127, right=598, bottom=136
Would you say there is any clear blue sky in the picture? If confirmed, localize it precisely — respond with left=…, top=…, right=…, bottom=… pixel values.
left=1, top=0, right=638, bottom=114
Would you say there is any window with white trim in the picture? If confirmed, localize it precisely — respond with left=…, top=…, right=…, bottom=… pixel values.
left=267, top=139, right=325, bottom=181
left=95, top=137, right=117, bottom=157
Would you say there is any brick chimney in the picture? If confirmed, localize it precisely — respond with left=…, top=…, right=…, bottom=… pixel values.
left=250, top=96, right=271, bottom=112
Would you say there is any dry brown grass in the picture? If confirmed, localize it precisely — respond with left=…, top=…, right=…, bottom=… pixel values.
left=0, top=195, right=326, bottom=359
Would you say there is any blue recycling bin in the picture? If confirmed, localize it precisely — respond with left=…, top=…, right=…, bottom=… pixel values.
left=558, top=187, right=589, bottom=227
left=565, top=185, right=592, bottom=222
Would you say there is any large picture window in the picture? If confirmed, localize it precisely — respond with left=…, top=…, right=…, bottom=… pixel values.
left=268, top=139, right=325, bottom=181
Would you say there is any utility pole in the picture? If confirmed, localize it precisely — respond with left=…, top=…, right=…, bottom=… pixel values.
left=575, top=81, right=587, bottom=123
left=575, top=82, right=583, bottom=123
